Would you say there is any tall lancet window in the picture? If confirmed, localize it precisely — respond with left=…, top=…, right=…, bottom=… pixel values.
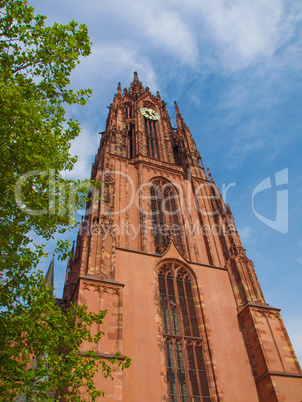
left=150, top=179, right=184, bottom=255
left=145, top=118, right=160, bottom=159
left=158, top=262, right=211, bottom=401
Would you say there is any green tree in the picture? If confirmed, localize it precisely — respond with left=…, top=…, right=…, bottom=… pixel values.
left=0, top=1, right=130, bottom=399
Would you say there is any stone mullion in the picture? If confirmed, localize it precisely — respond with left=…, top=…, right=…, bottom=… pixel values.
left=173, top=270, right=192, bottom=400
left=117, top=159, right=122, bottom=248
left=175, top=272, right=195, bottom=399
left=246, top=262, right=260, bottom=300
left=156, top=113, right=166, bottom=162
left=233, top=259, right=248, bottom=305
left=183, top=277, right=194, bottom=338
left=136, top=103, right=146, bottom=156
left=180, top=177, right=199, bottom=263
left=192, top=179, right=214, bottom=265
left=173, top=269, right=184, bottom=338
left=226, top=260, right=243, bottom=305
left=171, top=339, right=182, bottom=402
left=265, top=313, right=286, bottom=372
left=250, top=309, right=270, bottom=376
left=138, top=165, right=147, bottom=252
left=197, top=182, right=220, bottom=266
left=124, top=160, right=130, bottom=250
left=248, top=262, right=265, bottom=302
left=162, top=112, right=174, bottom=163
left=192, top=343, right=203, bottom=399
left=117, top=288, right=123, bottom=354
left=165, top=275, right=174, bottom=337
left=202, top=183, right=223, bottom=267
left=238, top=259, right=254, bottom=303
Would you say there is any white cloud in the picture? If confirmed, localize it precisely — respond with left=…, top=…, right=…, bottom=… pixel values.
left=167, top=0, right=299, bottom=71
left=71, top=43, right=159, bottom=94
left=238, top=226, right=251, bottom=240
left=67, top=125, right=100, bottom=180
left=75, top=0, right=199, bottom=67
left=198, top=0, right=283, bottom=69
left=142, top=10, right=199, bottom=66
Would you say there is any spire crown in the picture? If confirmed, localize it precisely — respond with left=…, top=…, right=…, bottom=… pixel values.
left=129, top=71, right=144, bottom=95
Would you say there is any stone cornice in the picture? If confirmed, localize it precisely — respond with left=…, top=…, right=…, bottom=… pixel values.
left=130, top=154, right=183, bottom=174
left=238, top=302, right=281, bottom=316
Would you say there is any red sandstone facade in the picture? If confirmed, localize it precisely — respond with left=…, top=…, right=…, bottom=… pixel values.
left=62, top=73, right=302, bottom=401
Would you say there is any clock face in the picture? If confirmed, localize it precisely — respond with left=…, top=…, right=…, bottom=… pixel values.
left=140, top=108, right=160, bottom=121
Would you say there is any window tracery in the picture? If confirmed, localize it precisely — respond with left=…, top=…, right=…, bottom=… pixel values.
left=150, top=179, right=185, bottom=256
left=158, top=262, right=211, bottom=401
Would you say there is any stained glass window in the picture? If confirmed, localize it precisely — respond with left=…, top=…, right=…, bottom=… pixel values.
left=158, top=263, right=211, bottom=401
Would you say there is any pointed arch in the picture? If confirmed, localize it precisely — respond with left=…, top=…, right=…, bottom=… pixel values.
left=149, top=178, right=185, bottom=257
left=157, top=261, right=211, bottom=400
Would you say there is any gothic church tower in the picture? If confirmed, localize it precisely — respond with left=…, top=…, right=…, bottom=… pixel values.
left=62, top=73, right=302, bottom=401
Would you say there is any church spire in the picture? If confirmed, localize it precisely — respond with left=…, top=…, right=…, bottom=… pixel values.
left=45, top=254, right=55, bottom=288
left=129, top=71, right=144, bottom=95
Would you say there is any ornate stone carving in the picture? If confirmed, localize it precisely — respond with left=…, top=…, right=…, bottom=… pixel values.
left=252, top=309, right=280, bottom=320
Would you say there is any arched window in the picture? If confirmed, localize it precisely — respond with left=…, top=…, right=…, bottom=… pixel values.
left=150, top=179, right=184, bottom=255
left=158, top=262, right=210, bottom=401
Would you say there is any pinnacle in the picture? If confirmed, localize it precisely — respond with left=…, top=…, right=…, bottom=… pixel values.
left=129, top=71, right=144, bottom=95
left=117, top=82, right=121, bottom=96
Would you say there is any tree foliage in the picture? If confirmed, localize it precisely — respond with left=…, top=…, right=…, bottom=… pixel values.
left=0, top=1, right=130, bottom=399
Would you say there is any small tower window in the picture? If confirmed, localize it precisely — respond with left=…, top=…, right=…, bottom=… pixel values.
left=125, top=102, right=133, bottom=118
left=128, top=123, right=134, bottom=159
left=173, top=145, right=182, bottom=165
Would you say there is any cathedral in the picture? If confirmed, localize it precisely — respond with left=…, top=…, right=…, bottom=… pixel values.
left=62, top=73, right=302, bottom=401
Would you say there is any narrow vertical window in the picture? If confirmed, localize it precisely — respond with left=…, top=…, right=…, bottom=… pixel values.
left=128, top=123, right=134, bottom=158
left=158, top=263, right=211, bottom=401
left=173, top=145, right=182, bottom=165
left=145, top=118, right=159, bottom=159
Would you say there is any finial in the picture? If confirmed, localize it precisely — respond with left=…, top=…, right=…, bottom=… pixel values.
left=133, top=71, right=138, bottom=82
left=117, top=82, right=121, bottom=96
left=174, top=101, right=180, bottom=114
left=157, top=91, right=161, bottom=101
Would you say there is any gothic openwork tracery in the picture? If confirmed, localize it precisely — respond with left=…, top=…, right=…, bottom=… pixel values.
left=150, top=178, right=185, bottom=256
left=158, top=262, right=210, bottom=401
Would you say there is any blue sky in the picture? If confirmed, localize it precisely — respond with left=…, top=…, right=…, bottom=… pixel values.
left=29, top=0, right=302, bottom=363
